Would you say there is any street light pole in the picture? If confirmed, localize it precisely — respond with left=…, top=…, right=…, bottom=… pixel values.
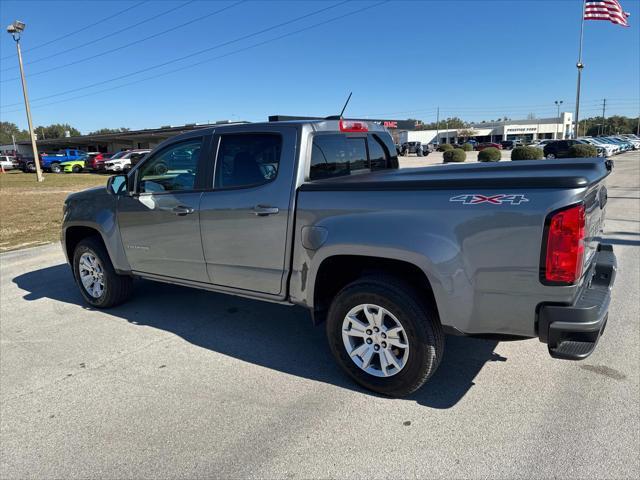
left=7, top=20, right=43, bottom=182
left=554, top=100, right=563, bottom=139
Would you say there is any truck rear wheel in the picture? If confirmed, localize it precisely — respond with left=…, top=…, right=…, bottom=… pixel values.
left=72, top=236, right=133, bottom=308
left=326, top=275, right=444, bottom=397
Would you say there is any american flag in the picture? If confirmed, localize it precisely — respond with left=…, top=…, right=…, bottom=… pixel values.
left=584, top=0, right=630, bottom=27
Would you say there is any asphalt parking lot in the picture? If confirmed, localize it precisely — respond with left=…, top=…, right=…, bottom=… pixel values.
left=1, top=152, right=638, bottom=479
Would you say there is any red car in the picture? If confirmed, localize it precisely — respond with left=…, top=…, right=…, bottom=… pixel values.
left=476, top=142, right=502, bottom=151
left=85, top=152, right=114, bottom=171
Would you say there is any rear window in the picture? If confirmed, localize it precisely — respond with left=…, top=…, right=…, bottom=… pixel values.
left=310, top=133, right=395, bottom=181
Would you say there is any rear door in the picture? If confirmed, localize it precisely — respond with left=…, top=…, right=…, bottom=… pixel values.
left=199, top=125, right=298, bottom=296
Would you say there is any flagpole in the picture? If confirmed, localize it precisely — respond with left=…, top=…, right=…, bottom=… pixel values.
left=573, top=0, right=586, bottom=139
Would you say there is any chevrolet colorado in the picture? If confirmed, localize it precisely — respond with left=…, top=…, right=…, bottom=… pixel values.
left=62, top=119, right=616, bottom=397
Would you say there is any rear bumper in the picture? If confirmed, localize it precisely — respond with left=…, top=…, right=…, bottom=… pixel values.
left=538, top=244, right=616, bottom=360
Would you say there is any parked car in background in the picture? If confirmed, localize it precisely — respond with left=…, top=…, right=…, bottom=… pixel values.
left=16, top=155, right=37, bottom=172
left=589, top=137, right=620, bottom=155
left=0, top=155, right=18, bottom=170
left=476, top=142, right=502, bottom=151
left=129, top=151, right=148, bottom=168
left=61, top=119, right=616, bottom=397
left=85, top=152, right=114, bottom=171
left=611, top=136, right=638, bottom=150
left=61, top=159, right=87, bottom=173
left=602, top=137, right=632, bottom=152
left=543, top=139, right=588, bottom=159
left=532, top=139, right=557, bottom=150
left=576, top=139, right=606, bottom=157
left=500, top=140, right=522, bottom=150
left=104, top=149, right=151, bottom=172
left=579, top=138, right=614, bottom=157
left=41, top=149, right=88, bottom=173
left=400, top=141, right=426, bottom=156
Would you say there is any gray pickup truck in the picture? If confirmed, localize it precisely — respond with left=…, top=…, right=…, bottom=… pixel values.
left=62, top=119, right=616, bottom=397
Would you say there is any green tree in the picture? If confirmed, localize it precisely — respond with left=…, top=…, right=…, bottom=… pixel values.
left=88, top=127, right=131, bottom=135
left=34, top=123, right=81, bottom=139
left=0, top=121, right=29, bottom=145
left=579, top=115, right=639, bottom=137
left=421, top=116, right=466, bottom=130
left=458, top=128, right=478, bottom=140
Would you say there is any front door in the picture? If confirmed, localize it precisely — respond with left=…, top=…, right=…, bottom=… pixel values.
left=199, top=127, right=297, bottom=296
left=118, top=136, right=210, bottom=283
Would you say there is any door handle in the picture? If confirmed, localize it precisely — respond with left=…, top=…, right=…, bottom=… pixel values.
left=252, top=205, right=279, bottom=216
left=172, top=205, right=194, bottom=216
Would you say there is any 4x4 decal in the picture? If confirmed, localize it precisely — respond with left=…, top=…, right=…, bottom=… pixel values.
left=450, top=194, right=529, bottom=205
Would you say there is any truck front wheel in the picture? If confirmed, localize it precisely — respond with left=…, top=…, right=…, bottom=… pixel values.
left=50, top=162, right=61, bottom=173
left=72, top=236, right=133, bottom=308
left=326, top=275, right=444, bottom=397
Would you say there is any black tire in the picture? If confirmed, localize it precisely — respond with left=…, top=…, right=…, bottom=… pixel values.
left=72, top=236, right=133, bottom=308
left=546, top=153, right=556, bottom=159
left=326, top=275, right=444, bottom=397
left=50, top=162, right=61, bottom=173
left=72, top=164, right=82, bottom=173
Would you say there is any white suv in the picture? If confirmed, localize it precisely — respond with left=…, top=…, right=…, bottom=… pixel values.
left=104, top=149, right=150, bottom=172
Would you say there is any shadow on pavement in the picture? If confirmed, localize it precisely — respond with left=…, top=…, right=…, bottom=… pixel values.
left=13, top=263, right=505, bottom=409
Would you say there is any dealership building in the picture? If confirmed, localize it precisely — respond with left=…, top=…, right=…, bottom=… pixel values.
left=399, top=112, right=574, bottom=145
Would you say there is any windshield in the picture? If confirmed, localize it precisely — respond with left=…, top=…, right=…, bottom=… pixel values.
left=110, top=151, right=128, bottom=160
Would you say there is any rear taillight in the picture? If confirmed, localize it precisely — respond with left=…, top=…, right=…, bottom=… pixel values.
left=339, top=120, right=368, bottom=132
left=543, top=204, right=586, bottom=284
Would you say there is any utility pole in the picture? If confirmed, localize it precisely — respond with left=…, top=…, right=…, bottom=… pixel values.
left=7, top=20, right=43, bottom=182
left=445, top=119, right=449, bottom=144
left=600, top=98, right=606, bottom=136
left=435, top=107, right=440, bottom=145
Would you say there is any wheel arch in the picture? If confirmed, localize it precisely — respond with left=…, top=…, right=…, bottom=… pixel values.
left=310, top=254, right=441, bottom=326
left=64, top=225, right=106, bottom=265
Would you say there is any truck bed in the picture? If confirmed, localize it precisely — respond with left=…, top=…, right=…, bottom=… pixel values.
left=299, top=158, right=612, bottom=191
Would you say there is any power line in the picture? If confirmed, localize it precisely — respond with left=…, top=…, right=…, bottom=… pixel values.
left=0, top=0, right=246, bottom=83
left=0, top=1, right=149, bottom=62
left=0, top=0, right=196, bottom=73
left=0, top=0, right=356, bottom=109
left=0, top=1, right=388, bottom=114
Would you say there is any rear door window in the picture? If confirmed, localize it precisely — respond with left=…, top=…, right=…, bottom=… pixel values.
left=310, top=133, right=394, bottom=180
left=214, top=133, right=281, bottom=189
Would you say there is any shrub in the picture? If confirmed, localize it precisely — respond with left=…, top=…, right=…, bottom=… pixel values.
left=443, top=148, right=466, bottom=163
left=511, top=146, right=543, bottom=161
left=438, top=143, right=454, bottom=152
left=478, top=147, right=501, bottom=162
left=461, top=143, right=474, bottom=151
left=568, top=144, right=598, bottom=158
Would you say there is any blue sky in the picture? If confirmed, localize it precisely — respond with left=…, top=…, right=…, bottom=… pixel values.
left=1, top=0, right=638, bottom=133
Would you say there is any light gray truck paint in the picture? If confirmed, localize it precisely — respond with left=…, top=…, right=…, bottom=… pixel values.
left=62, top=120, right=612, bottom=339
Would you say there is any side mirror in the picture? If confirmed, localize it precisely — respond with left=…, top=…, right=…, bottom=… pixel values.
left=107, top=174, right=129, bottom=195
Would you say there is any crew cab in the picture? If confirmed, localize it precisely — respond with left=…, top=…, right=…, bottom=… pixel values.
left=41, top=149, right=87, bottom=173
left=62, top=119, right=616, bottom=397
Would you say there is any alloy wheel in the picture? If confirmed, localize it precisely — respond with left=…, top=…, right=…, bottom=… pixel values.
left=78, top=252, right=105, bottom=298
left=341, top=303, right=410, bottom=378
